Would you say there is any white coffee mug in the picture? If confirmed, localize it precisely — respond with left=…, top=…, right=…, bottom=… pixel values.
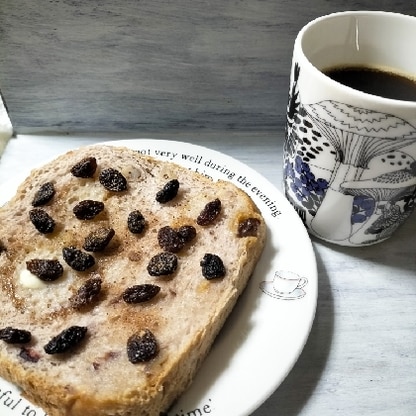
left=284, top=11, right=416, bottom=246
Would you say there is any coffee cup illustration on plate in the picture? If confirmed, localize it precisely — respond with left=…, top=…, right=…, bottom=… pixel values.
left=260, top=270, right=308, bottom=300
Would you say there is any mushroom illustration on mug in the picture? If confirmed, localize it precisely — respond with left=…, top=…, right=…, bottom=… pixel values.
left=260, top=270, right=308, bottom=300
left=341, top=154, right=416, bottom=244
left=304, top=101, right=416, bottom=244
left=284, top=98, right=416, bottom=245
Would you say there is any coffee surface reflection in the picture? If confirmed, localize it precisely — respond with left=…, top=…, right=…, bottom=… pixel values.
left=324, top=66, right=416, bottom=101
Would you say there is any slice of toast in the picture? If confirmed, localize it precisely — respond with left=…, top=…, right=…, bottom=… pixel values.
left=0, top=144, right=266, bottom=416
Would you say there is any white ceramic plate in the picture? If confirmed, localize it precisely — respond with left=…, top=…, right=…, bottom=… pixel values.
left=0, top=139, right=317, bottom=416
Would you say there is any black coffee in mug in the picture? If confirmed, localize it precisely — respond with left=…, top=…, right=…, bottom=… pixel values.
left=324, top=66, right=416, bottom=101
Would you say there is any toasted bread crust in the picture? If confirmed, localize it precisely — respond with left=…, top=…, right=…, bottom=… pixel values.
left=0, top=145, right=266, bottom=416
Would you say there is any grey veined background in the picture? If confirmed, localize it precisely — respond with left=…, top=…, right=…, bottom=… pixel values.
left=0, top=0, right=414, bottom=134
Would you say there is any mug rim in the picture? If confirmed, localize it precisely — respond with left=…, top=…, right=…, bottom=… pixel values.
left=295, top=10, right=416, bottom=108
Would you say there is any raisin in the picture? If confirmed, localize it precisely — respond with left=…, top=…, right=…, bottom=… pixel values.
left=127, top=210, right=146, bottom=234
left=70, top=277, right=102, bottom=309
left=71, top=157, right=97, bottom=178
left=122, top=284, right=161, bottom=303
left=200, top=253, right=226, bottom=279
left=29, top=208, right=55, bottom=234
left=32, top=182, right=55, bottom=207
left=73, top=200, right=104, bottom=220
left=99, top=168, right=127, bottom=192
left=196, top=199, right=221, bottom=226
left=0, top=241, right=6, bottom=254
left=238, top=218, right=261, bottom=237
left=157, top=225, right=196, bottom=253
left=19, top=347, right=41, bottom=363
left=26, top=259, right=64, bottom=281
left=147, top=252, right=178, bottom=276
left=127, top=329, right=159, bottom=363
left=177, top=225, right=197, bottom=242
left=44, top=326, right=87, bottom=354
left=0, top=327, right=31, bottom=344
left=62, top=247, right=95, bottom=271
left=155, top=179, right=179, bottom=203
left=83, top=227, right=115, bottom=251
left=157, top=226, right=184, bottom=253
